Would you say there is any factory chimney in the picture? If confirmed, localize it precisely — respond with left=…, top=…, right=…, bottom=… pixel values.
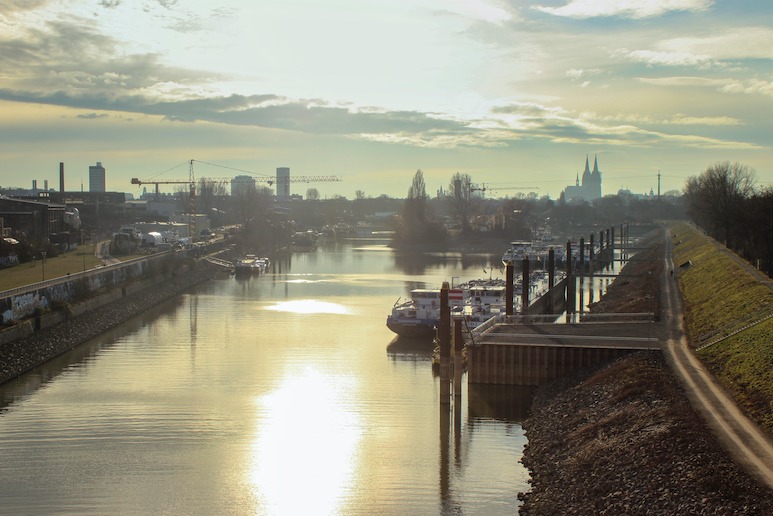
left=60, top=162, right=65, bottom=192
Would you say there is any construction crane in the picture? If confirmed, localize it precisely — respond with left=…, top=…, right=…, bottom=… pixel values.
left=131, top=159, right=341, bottom=196
left=470, top=183, right=540, bottom=197
left=130, top=159, right=342, bottom=240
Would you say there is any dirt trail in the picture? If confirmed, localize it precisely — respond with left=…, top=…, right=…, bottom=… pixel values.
left=662, top=228, right=773, bottom=490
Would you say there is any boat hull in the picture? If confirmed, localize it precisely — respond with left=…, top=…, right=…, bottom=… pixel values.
left=386, top=316, right=436, bottom=338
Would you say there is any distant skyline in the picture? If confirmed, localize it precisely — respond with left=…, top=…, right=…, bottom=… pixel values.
left=1, top=1, right=771, bottom=199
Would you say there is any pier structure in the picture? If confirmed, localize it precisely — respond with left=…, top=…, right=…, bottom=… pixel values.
left=465, top=222, right=657, bottom=386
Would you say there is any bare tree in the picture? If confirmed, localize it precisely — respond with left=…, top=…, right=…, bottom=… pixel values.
left=447, top=172, right=478, bottom=231
left=405, top=169, right=428, bottom=224
left=684, top=161, right=756, bottom=246
left=306, top=187, right=320, bottom=201
left=393, top=169, right=446, bottom=247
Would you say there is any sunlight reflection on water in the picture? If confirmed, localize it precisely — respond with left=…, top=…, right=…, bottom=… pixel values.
left=251, top=367, right=362, bottom=515
left=264, top=299, right=353, bottom=315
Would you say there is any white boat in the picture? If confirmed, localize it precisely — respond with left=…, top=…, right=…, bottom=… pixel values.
left=386, top=288, right=464, bottom=338
left=386, top=279, right=511, bottom=338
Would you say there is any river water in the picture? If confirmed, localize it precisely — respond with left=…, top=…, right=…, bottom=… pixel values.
left=1, top=237, right=560, bottom=515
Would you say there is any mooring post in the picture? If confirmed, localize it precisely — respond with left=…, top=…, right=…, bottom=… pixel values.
left=439, top=281, right=451, bottom=404
left=579, top=237, right=585, bottom=276
left=548, top=248, right=555, bottom=314
left=589, top=233, right=595, bottom=273
left=611, top=225, right=616, bottom=250
left=505, top=262, right=514, bottom=316
left=521, top=257, right=530, bottom=315
left=453, top=316, right=463, bottom=398
left=565, top=240, right=574, bottom=321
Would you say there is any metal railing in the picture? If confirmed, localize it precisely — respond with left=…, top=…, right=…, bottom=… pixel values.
left=0, top=251, right=172, bottom=300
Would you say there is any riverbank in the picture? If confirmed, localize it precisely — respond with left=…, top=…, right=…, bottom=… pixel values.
left=0, top=260, right=221, bottom=385
left=518, top=352, right=773, bottom=514
left=517, top=229, right=773, bottom=513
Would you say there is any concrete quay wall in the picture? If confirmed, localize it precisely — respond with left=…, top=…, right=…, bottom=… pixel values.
left=467, top=343, right=637, bottom=386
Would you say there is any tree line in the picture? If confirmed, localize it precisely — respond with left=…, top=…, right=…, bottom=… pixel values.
left=684, top=161, right=772, bottom=276
left=391, top=164, right=771, bottom=277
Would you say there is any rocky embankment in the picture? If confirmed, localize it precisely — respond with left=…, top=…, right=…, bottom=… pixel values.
left=518, top=353, right=773, bottom=514
left=0, top=261, right=221, bottom=385
left=517, top=234, right=773, bottom=514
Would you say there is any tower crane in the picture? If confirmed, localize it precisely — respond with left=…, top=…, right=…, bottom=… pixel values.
left=470, top=183, right=540, bottom=197
left=130, top=159, right=342, bottom=240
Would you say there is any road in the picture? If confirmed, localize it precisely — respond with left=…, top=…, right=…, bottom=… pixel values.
left=661, top=227, right=773, bottom=490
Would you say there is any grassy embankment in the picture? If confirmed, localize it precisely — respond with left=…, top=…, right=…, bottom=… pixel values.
left=1, top=243, right=113, bottom=291
left=669, top=221, right=773, bottom=435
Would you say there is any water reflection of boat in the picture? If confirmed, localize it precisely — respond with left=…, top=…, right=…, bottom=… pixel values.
left=385, top=335, right=436, bottom=356
left=291, top=231, right=318, bottom=250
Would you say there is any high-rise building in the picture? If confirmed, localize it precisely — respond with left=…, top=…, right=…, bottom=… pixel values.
left=276, top=167, right=290, bottom=200
left=231, top=175, right=257, bottom=196
left=89, top=162, right=106, bottom=192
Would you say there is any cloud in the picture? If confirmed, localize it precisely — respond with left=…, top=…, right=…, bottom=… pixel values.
left=486, top=100, right=757, bottom=150
left=533, top=0, right=714, bottom=19
left=637, top=76, right=726, bottom=87
left=586, top=111, right=741, bottom=126
left=99, top=0, right=121, bottom=8
left=720, top=78, right=773, bottom=98
left=0, top=0, right=49, bottom=14
left=438, top=0, right=513, bottom=25
left=0, top=9, right=762, bottom=156
left=76, top=112, right=110, bottom=120
left=639, top=76, right=773, bottom=98
left=617, top=27, right=773, bottom=69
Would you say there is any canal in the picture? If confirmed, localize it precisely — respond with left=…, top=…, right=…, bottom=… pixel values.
left=1, top=237, right=550, bottom=515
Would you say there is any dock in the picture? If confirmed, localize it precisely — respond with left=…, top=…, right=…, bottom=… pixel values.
left=466, top=318, right=661, bottom=385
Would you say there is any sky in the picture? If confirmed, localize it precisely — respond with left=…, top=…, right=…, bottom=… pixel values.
left=0, top=0, right=771, bottom=200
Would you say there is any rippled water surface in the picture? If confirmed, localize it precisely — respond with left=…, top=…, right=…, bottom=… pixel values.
left=0, top=239, right=553, bottom=515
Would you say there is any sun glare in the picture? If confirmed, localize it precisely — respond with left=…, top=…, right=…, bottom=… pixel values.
left=264, top=299, right=352, bottom=315
left=250, top=368, right=362, bottom=514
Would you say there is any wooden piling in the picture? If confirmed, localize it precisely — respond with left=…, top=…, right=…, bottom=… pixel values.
left=505, top=262, right=514, bottom=316
left=548, top=248, right=555, bottom=315
left=453, top=316, right=463, bottom=398
left=589, top=233, right=595, bottom=272
left=521, top=258, right=530, bottom=314
left=439, top=281, right=451, bottom=404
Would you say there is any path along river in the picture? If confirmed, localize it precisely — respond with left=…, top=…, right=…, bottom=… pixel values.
left=0, top=237, right=614, bottom=515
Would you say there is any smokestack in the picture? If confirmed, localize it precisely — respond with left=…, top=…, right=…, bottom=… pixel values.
left=60, top=162, right=65, bottom=192
left=44, top=180, right=48, bottom=191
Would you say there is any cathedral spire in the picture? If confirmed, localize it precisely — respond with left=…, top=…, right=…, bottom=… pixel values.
left=593, top=154, right=599, bottom=175
left=584, top=155, right=590, bottom=174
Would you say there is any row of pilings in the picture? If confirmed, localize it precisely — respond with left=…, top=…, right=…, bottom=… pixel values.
left=437, top=222, right=630, bottom=402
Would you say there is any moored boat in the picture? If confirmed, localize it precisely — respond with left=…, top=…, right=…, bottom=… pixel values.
left=234, top=255, right=270, bottom=275
left=386, top=288, right=465, bottom=338
left=386, top=280, right=511, bottom=338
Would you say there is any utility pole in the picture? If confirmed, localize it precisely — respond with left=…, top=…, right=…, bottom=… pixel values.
left=657, top=170, right=661, bottom=200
